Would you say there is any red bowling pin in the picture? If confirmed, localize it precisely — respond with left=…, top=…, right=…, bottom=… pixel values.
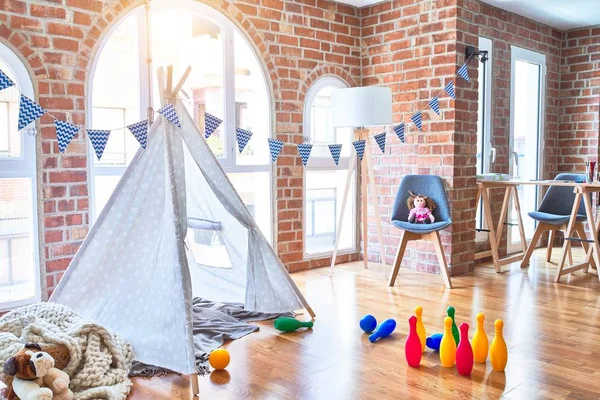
left=405, top=315, right=422, bottom=368
left=456, top=322, right=474, bottom=376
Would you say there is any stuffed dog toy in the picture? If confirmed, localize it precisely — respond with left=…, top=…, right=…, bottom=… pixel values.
left=2, top=343, right=73, bottom=400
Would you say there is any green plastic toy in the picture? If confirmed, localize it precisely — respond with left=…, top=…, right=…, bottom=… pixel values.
left=274, top=317, right=313, bottom=332
left=447, top=306, right=459, bottom=345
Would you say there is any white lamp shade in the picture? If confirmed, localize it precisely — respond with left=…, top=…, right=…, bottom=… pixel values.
left=331, top=86, right=393, bottom=128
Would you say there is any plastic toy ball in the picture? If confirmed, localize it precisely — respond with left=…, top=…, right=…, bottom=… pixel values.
left=360, top=314, right=378, bottom=333
left=209, top=348, right=230, bottom=370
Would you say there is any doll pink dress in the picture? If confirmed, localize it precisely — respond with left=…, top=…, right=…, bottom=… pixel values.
left=409, top=207, right=432, bottom=223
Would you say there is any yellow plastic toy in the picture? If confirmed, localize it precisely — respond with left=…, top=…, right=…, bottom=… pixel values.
left=439, top=316, right=456, bottom=367
left=209, top=348, right=231, bottom=370
left=472, top=313, right=489, bottom=363
left=490, top=319, right=508, bottom=372
left=415, top=306, right=426, bottom=353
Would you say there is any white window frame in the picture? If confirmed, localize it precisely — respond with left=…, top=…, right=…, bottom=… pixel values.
left=87, top=0, right=273, bottom=239
left=507, top=45, right=546, bottom=253
left=303, top=77, right=357, bottom=258
left=0, top=41, right=41, bottom=310
left=476, top=37, right=493, bottom=242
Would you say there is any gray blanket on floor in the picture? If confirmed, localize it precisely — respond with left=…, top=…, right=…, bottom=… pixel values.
left=130, top=298, right=290, bottom=377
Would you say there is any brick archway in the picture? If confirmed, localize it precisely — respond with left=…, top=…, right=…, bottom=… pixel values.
left=0, top=30, right=48, bottom=83
left=299, top=65, right=358, bottom=104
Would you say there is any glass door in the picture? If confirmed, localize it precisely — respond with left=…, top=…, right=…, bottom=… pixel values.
left=507, top=46, right=546, bottom=253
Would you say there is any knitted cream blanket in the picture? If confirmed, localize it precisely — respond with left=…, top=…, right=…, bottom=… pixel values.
left=0, top=303, right=134, bottom=400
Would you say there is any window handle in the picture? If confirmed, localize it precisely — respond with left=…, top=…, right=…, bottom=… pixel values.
left=490, top=147, right=496, bottom=164
left=512, top=151, right=519, bottom=169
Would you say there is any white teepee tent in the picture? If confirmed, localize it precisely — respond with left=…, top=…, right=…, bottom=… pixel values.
left=49, top=68, right=313, bottom=386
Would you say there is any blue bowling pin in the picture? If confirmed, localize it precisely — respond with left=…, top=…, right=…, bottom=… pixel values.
left=426, top=333, right=443, bottom=351
left=368, top=319, right=396, bottom=343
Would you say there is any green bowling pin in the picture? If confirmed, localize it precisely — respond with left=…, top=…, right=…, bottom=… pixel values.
left=447, top=306, right=459, bottom=345
left=274, top=317, right=313, bottom=332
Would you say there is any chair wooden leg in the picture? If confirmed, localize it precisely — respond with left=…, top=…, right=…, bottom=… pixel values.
left=521, top=223, right=546, bottom=267
left=428, top=231, right=453, bottom=289
left=388, top=232, right=412, bottom=287
left=546, top=229, right=556, bottom=262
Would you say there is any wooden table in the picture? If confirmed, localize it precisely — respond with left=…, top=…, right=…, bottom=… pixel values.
left=475, top=180, right=600, bottom=281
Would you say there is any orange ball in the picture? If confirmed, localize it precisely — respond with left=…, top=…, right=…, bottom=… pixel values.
left=209, top=349, right=230, bottom=370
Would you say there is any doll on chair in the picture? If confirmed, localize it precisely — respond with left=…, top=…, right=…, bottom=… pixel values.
left=406, top=191, right=436, bottom=224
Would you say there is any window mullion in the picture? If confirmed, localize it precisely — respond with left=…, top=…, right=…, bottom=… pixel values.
left=223, top=25, right=236, bottom=167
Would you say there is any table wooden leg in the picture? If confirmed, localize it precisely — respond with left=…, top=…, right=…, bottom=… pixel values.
left=481, top=187, right=501, bottom=272
left=582, top=192, right=600, bottom=282
left=555, top=192, right=582, bottom=283
left=512, top=186, right=528, bottom=254
left=495, top=187, right=511, bottom=248
left=574, top=223, right=595, bottom=272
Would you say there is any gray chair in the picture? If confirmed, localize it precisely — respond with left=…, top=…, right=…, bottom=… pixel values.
left=521, top=173, right=591, bottom=267
left=389, top=175, right=452, bottom=288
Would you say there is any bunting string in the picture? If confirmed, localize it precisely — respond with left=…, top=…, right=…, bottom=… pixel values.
left=0, top=54, right=472, bottom=163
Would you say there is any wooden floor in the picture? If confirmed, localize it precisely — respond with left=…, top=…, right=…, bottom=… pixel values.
left=3, top=248, right=600, bottom=399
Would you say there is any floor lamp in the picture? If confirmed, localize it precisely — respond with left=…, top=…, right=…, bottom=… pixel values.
left=329, top=87, right=393, bottom=274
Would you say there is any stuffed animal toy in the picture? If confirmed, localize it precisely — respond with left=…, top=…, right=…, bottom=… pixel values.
left=2, top=343, right=73, bottom=400
left=406, top=191, right=436, bottom=224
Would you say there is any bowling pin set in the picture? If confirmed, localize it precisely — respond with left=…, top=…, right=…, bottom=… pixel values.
left=359, top=307, right=508, bottom=376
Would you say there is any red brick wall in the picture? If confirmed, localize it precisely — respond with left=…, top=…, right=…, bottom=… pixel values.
left=361, top=0, right=478, bottom=275
left=0, top=0, right=362, bottom=298
left=559, top=27, right=600, bottom=172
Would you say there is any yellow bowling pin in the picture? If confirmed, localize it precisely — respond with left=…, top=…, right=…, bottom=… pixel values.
left=472, top=313, right=489, bottom=363
left=439, top=316, right=456, bottom=367
left=415, top=306, right=426, bottom=353
left=490, top=319, right=508, bottom=372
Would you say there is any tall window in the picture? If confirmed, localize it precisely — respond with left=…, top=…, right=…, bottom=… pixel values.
left=303, top=78, right=356, bottom=256
left=0, top=42, right=40, bottom=310
left=89, top=0, right=272, bottom=240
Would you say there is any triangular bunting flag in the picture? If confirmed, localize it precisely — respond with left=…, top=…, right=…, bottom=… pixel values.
left=373, top=132, right=386, bottom=153
left=87, top=129, right=111, bottom=160
left=393, top=123, right=405, bottom=143
left=444, top=81, right=456, bottom=99
left=55, top=119, right=79, bottom=153
left=267, top=138, right=284, bottom=162
left=127, top=120, right=149, bottom=149
left=429, top=97, right=440, bottom=115
left=236, top=128, right=253, bottom=153
left=352, top=139, right=366, bottom=161
left=297, top=143, right=313, bottom=166
left=458, top=63, right=470, bottom=83
left=328, top=144, right=342, bottom=166
left=158, top=103, right=181, bottom=128
left=0, top=69, right=15, bottom=92
left=18, top=95, right=45, bottom=130
left=411, top=111, right=422, bottom=131
left=204, top=112, right=222, bottom=139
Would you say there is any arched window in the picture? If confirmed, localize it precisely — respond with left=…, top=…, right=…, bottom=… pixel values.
left=0, top=42, right=40, bottom=310
left=303, top=77, right=356, bottom=256
left=89, top=0, right=272, bottom=240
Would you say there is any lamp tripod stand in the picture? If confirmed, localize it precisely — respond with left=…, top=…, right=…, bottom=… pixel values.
left=330, top=128, right=386, bottom=274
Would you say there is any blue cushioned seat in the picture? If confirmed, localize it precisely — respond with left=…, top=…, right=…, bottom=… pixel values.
left=528, top=173, right=587, bottom=225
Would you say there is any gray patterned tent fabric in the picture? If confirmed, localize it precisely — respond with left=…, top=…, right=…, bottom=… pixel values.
left=50, top=87, right=311, bottom=375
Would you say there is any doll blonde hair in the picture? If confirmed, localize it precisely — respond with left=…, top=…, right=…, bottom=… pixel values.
left=406, top=191, right=436, bottom=211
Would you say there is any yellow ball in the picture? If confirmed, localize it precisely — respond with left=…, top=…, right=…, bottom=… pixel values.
left=209, top=349, right=230, bottom=370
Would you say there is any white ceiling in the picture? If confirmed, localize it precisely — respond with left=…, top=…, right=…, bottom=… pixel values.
left=480, top=0, right=600, bottom=30
left=336, top=0, right=600, bottom=31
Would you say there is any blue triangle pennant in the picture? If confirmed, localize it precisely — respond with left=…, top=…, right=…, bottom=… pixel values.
left=55, top=119, right=79, bottom=153
left=236, top=128, right=253, bottom=153
left=127, top=120, right=148, bottom=149
left=429, top=97, right=440, bottom=115
left=158, top=103, right=181, bottom=128
left=0, top=69, right=15, bottom=92
left=393, top=123, right=405, bottom=143
left=352, top=139, right=366, bottom=161
left=18, top=95, right=45, bottom=130
left=204, top=112, right=222, bottom=139
left=373, top=132, right=386, bottom=153
left=267, top=138, right=284, bottom=162
left=297, top=143, right=313, bottom=166
left=411, top=111, right=422, bottom=131
left=87, top=129, right=111, bottom=160
left=458, top=63, right=470, bottom=83
left=444, top=81, right=456, bottom=99
left=328, top=144, right=342, bottom=166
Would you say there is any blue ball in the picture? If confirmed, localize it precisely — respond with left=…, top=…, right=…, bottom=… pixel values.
left=359, top=314, right=377, bottom=333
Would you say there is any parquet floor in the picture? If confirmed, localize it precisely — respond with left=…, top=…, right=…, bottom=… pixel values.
left=3, top=248, right=600, bottom=399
